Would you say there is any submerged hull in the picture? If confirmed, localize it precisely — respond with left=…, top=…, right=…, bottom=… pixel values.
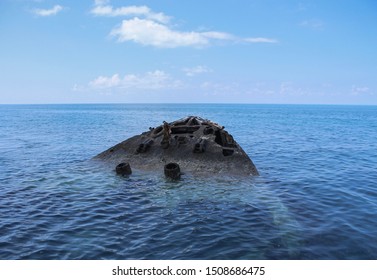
left=94, top=116, right=259, bottom=176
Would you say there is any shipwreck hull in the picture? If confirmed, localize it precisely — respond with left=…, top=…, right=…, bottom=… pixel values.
left=94, top=116, right=259, bottom=176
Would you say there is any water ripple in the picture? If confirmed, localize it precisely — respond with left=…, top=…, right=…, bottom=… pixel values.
left=1, top=104, right=377, bottom=259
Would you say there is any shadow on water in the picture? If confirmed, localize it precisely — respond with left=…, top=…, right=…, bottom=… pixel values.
left=107, top=164, right=304, bottom=259
left=251, top=176, right=303, bottom=259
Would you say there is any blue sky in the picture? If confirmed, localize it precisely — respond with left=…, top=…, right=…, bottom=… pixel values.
left=1, top=0, right=376, bottom=104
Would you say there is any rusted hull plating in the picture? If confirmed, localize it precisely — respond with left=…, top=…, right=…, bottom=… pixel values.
left=95, top=116, right=259, bottom=176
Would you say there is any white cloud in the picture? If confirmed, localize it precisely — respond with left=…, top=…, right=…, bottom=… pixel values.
left=32, top=5, right=64, bottom=17
left=201, top=32, right=235, bottom=41
left=92, top=1, right=277, bottom=48
left=183, top=66, right=212, bottom=77
left=89, top=74, right=121, bottom=89
left=110, top=18, right=278, bottom=48
left=91, top=2, right=170, bottom=23
left=88, top=70, right=183, bottom=91
left=72, top=84, right=85, bottom=92
left=110, top=18, right=209, bottom=48
left=351, top=86, right=372, bottom=96
left=244, top=37, right=278, bottom=43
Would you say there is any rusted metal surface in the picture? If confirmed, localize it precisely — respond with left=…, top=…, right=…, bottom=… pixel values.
left=94, top=116, right=259, bottom=176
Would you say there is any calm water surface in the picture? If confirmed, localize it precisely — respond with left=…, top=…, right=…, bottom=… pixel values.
left=0, top=104, right=376, bottom=259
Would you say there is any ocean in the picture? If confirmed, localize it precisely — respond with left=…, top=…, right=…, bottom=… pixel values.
left=0, top=104, right=376, bottom=259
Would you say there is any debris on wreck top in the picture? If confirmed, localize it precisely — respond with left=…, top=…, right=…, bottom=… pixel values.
left=94, top=116, right=259, bottom=176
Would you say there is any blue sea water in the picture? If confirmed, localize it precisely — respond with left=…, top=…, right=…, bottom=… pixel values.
left=0, top=104, right=376, bottom=260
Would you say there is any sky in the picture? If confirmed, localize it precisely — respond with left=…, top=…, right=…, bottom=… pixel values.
left=1, top=0, right=377, bottom=104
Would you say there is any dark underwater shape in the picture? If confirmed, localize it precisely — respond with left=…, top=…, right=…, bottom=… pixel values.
left=94, top=116, right=259, bottom=176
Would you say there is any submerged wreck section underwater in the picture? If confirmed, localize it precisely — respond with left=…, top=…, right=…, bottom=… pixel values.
left=94, top=116, right=259, bottom=177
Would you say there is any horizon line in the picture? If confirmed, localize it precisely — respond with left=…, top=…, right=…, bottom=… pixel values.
left=0, top=102, right=376, bottom=106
